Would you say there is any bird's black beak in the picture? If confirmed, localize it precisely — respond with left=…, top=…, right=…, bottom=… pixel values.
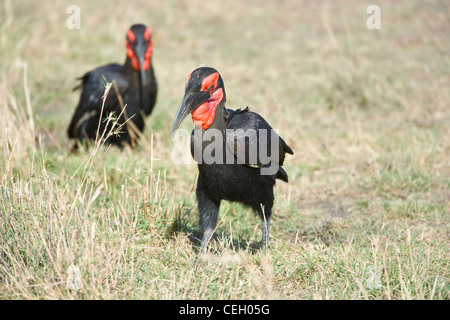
left=171, top=90, right=210, bottom=140
left=134, top=42, right=147, bottom=86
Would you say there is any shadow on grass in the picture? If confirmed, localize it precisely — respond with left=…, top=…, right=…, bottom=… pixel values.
left=167, top=201, right=347, bottom=259
left=167, top=205, right=263, bottom=256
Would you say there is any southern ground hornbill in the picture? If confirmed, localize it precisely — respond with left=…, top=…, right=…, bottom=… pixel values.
left=172, top=67, right=293, bottom=254
left=67, top=24, right=157, bottom=148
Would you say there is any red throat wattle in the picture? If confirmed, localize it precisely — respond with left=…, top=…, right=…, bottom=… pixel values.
left=191, top=88, right=223, bottom=130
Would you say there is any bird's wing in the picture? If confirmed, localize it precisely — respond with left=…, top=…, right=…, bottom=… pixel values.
left=67, top=64, right=129, bottom=138
left=225, top=108, right=293, bottom=180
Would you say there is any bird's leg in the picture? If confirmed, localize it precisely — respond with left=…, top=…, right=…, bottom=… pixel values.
left=196, top=181, right=220, bottom=257
left=198, top=226, right=215, bottom=256
left=194, top=202, right=219, bottom=270
left=198, top=203, right=219, bottom=256
left=259, top=205, right=272, bottom=250
left=261, top=217, right=271, bottom=251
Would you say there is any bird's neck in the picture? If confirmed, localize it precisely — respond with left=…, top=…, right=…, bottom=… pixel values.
left=123, top=57, right=151, bottom=114
left=123, top=57, right=134, bottom=74
left=208, top=101, right=227, bottom=133
left=191, top=100, right=228, bottom=161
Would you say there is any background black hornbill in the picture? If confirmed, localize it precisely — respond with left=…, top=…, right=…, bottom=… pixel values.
left=67, top=24, right=157, bottom=148
left=172, top=67, right=293, bottom=254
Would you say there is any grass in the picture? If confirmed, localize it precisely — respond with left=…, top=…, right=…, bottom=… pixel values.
left=0, top=0, right=449, bottom=299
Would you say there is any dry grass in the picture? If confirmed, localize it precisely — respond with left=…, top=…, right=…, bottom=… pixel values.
left=0, top=0, right=449, bottom=299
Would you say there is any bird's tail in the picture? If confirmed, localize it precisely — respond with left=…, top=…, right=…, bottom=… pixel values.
left=276, top=166, right=289, bottom=182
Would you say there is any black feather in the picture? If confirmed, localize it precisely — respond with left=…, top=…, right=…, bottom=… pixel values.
left=67, top=24, right=157, bottom=149
left=175, top=67, right=293, bottom=255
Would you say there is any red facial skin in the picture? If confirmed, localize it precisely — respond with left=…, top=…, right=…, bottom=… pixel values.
left=191, top=72, right=223, bottom=130
left=126, top=27, right=153, bottom=72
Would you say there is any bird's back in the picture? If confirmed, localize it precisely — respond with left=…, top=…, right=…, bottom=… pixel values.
left=225, top=107, right=293, bottom=182
left=67, top=64, right=128, bottom=139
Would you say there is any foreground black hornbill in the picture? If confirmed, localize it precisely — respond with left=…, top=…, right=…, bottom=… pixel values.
left=172, top=67, right=293, bottom=253
left=67, top=24, right=157, bottom=148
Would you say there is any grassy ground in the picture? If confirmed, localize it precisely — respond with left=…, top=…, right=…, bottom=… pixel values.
left=0, top=0, right=449, bottom=299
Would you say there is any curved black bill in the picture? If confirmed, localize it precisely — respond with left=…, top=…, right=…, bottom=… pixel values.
left=171, top=90, right=210, bottom=140
left=134, top=42, right=147, bottom=86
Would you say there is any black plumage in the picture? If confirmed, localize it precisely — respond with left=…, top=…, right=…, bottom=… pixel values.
left=172, top=67, right=293, bottom=254
left=67, top=24, right=157, bottom=148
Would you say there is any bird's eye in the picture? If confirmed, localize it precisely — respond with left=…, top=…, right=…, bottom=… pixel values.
left=201, top=72, right=219, bottom=92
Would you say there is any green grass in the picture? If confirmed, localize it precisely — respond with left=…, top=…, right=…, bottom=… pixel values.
left=0, top=0, right=449, bottom=299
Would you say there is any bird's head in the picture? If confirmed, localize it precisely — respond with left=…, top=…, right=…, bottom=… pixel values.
left=125, top=24, right=153, bottom=85
left=172, top=67, right=225, bottom=138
